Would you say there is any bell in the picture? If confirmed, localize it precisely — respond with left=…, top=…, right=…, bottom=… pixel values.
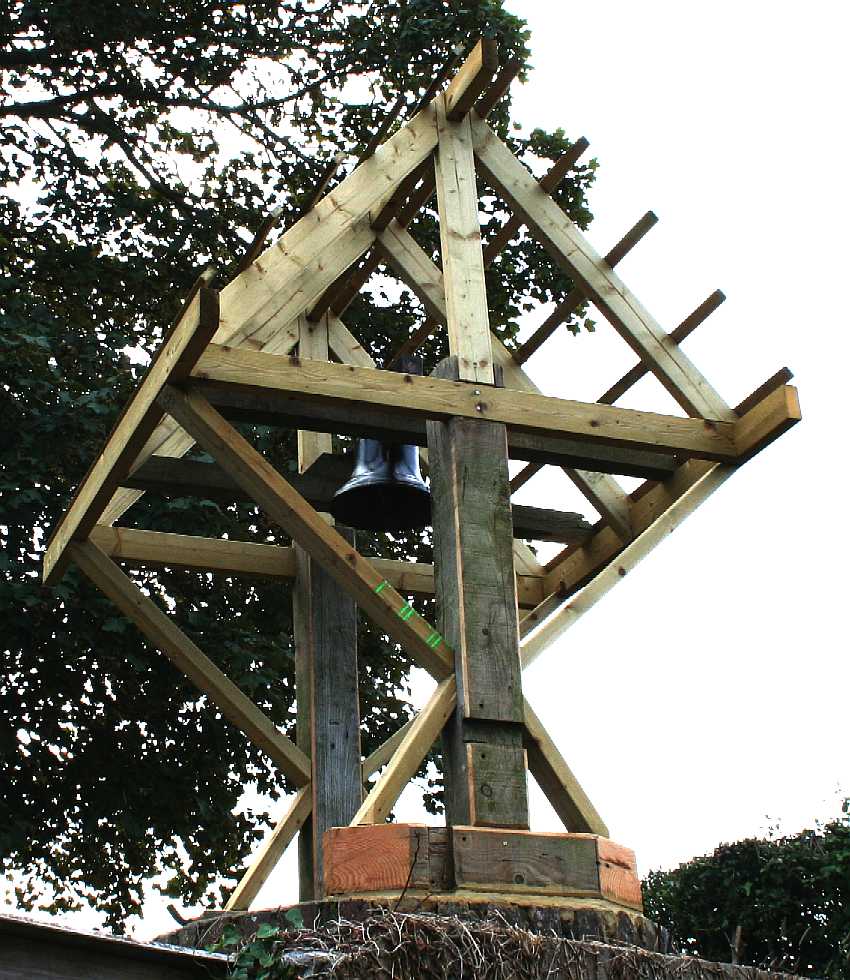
left=330, top=356, right=431, bottom=532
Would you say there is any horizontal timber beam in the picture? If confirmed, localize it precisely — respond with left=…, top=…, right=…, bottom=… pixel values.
left=87, top=526, right=548, bottom=609
left=191, top=376, right=680, bottom=479
left=121, top=455, right=592, bottom=545
left=191, top=347, right=752, bottom=460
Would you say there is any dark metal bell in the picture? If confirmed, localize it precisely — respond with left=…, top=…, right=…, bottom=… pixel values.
left=329, top=356, right=431, bottom=532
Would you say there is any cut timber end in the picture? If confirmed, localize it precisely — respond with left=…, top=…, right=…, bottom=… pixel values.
left=322, top=823, right=642, bottom=912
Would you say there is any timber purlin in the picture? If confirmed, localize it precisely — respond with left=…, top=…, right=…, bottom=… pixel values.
left=40, top=36, right=801, bottom=916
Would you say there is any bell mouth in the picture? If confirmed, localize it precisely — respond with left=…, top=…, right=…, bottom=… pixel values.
left=330, top=480, right=431, bottom=532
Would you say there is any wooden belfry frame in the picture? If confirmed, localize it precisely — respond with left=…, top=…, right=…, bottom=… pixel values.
left=43, top=41, right=800, bottom=912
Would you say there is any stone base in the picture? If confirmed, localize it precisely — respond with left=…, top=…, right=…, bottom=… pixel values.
left=158, top=894, right=670, bottom=954
left=323, top=823, right=643, bottom=911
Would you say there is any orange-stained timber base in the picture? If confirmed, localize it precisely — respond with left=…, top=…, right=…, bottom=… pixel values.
left=323, top=823, right=642, bottom=912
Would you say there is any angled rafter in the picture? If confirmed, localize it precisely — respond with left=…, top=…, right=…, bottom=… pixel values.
left=523, top=699, right=608, bottom=836
left=521, top=462, right=734, bottom=668
left=157, top=385, right=455, bottom=681
left=70, top=540, right=312, bottom=785
left=470, top=115, right=736, bottom=422
left=599, top=289, right=726, bottom=406
left=42, top=287, right=220, bottom=586
left=515, top=211, right=659, bottom=366
left=483, top=138, right=590, bottom=268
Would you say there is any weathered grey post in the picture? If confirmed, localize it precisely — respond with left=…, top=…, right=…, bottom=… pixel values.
left=428, top=76, right=529, bottom=830
left=295, top=317, right=362, bottom=900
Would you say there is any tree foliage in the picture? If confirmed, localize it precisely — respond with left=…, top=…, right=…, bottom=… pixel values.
left=0, top=0, right=596, bottom=927
left=643, top=803, right=850, bottom=979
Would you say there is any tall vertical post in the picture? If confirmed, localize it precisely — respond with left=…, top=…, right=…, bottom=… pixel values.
left=431, top=90, right=529, bottom=829
left=294, top=312, right=362, bottom=900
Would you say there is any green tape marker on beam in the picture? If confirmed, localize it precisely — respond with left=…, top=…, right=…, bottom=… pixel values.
left=373, top=578, right=445, bottom=651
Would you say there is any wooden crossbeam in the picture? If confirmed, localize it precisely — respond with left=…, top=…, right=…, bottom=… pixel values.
left=515, top=211, right=659, bottom=366
left=225, top=785, right=312, bottom=911
left=351, top=677, right=456, bottom=825
left=470, top=115, right=735, bottom=422
left=192, top=347, right=747, bottom=460
left=362, top=719, right=416, bottom=782
left=158, top=385, right=455, bottom=681
left=87, top=527, right=546, bottom=611
left=42, top=287, right=220, bottom=586
left=70, top=540, right=312, bottom=784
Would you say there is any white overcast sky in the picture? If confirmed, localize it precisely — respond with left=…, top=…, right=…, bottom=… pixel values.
left=11, top=0, right=848, bottom=941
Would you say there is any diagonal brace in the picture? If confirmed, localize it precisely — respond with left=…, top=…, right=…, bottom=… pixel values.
left=70, top=540, right=311, bottom=785
left=157, top=385, right=454, bottom=681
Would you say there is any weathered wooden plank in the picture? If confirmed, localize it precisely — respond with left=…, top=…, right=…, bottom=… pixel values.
left=225, top=785, right=312, bottom=911
left=428, top=357, right=529, bottom=830
left=523, top=699, right=608, bottom=835
left=444, top=38, right=498, bottom=122
left=465, top=739, right=529, bottom=829
left=158, top=386, right=454, bottom=681
left=70, top=540, right=311, bottom=784
left=42, top=288, right=220, bottom=585
left=429, top=417, right=523, bottom=724
left=352, top=676, right=456, bottom=824
left=470, top=115, right=736, bottom=421
left=88, top=526, right=545, bottom=608
left=295, top=534, right=361, bottom=899
left=434, top=95, right=494, bottom=383
left=192, top=348, right=740, bottom=459
left=293, top=543, right=315, bottom=902
left=452, top=826, right=600, bottom=896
